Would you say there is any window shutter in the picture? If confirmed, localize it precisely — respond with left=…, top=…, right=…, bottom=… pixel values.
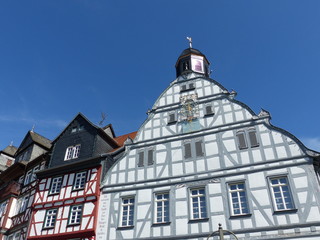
left=184, top=143, right=192, bottom=159
left=138, top=151, right=144, bottom=167
left=168, top=113, right=176, bottom=123
left=189, top=83, right=194, bottom=89
left=248, top=130, right=259, bottom=147
left=181, top=85, right=187, bottom=91
left=195, top=140, right=204, bottom=157
left=147, top=149, right=154, bottom=165
left=205, top=105, right=213, bottom=115
left=237, top=131, right=247, bottom=149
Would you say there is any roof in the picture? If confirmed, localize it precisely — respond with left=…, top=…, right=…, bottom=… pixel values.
left=115, top=131, right=137, bottom=146
left=1, top=145, right=18, bottom=157
left=29, top=131, right=52, bottom=149
left=179, top=48, right=204, bottom=57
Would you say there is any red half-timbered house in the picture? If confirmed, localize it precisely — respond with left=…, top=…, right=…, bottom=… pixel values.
left=27, top=113, right=121, bottom=240
left=5, top=131, right=51, bottom=240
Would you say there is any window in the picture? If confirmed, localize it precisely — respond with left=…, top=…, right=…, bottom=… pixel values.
left=31, top=165, right=40, bottom=182
left=49, top=176, right=63, bottom=194
left=228, top=182, right=249, bottom=216
left=73, top=172, right=86, bottom=190
left=168, top=111, right=177, bottom=124
left=190, top=188, right=207, bottom=220
left=270, top=177, right=294, bottom=211
left=19, top=196, right=29, bottom=213
left=0, top=201, right=7, bottom=218
left=137, top=148, right=154, bottom=167
left=64, top=145, right=81, bottom=160
left=204, top=103, right=214, bottom=116
left=7, top=232, right=19, bottom=240
left=120, top=197, right=135, bottom=227
left=68, top=205, right=83, bottom=225
left=180, top=82, right=195, bottom=92
left=43, top=209, right=57, bottom=229
left=154, top=193, right=169, bottom=224
left=236, top=128, right=259, bottom=150
left=24, top=170, right=32, bottom=185
left=183, top=138, right=204, bottom=159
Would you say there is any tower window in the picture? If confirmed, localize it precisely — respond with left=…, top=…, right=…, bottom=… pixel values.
left=204, top=103, right=214, bottom=116
left=180, top=83, right=195, bottom=92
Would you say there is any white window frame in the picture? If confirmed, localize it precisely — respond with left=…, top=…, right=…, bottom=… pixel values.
left=228, top=182, right=250, bottom=216
left=120, top=197, right=135, bottom=227
left=64, top=144, right=81, bottom=161
left=189, top=188, right=207, bottom=220
left=269, top=176, right=295, bottom=211
left=24, top=170, right=32, bottom=185
left=49, top=176, right=63, bottom=195
left=154, top=192, right=170, bottom=224
left=19, top=195, right=29, bottom=213
left=31, top=165, right=40, bottom=182
left=43, top=208, right=57, bottom=229
left=68, top=205, right=83, bottom=225
left=73, top=171, right=86, bottom=190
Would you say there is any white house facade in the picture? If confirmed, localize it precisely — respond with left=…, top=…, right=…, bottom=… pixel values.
left=98, top=47, right=320, bottom=240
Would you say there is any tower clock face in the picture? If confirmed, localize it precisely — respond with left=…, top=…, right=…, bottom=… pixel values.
left=180, top=94, right=199, bottom=121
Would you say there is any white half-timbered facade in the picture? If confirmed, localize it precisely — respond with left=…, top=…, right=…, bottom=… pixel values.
left=97, top=47, right=320, bottom=240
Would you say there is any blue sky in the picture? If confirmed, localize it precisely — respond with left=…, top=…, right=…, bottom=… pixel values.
left=0, top=1, right=319, bottom=151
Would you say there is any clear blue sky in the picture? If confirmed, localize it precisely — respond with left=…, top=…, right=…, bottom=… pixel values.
left=0, top=1, right=319, bottom=151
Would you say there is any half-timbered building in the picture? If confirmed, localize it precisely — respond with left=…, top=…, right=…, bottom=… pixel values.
left=5, top=131, right=51, bottom=240
left=0, top=145, right=17, bottom=173
left=27, top=113, right=123, bottom=240
left=97, top=46, right=320, bottom=240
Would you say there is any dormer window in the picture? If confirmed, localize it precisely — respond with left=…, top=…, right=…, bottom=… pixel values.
left=64, top=145, right=81, bottom=160
left=71, top=125, right=84, bottom=133
left=204, top=103, right=214, bottom=116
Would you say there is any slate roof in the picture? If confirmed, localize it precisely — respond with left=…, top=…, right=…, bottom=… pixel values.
left=29, top=131, right=52, bottom=149
left=1, top=145, right=18, bottom=157
left=115, top=131, right=137, bottom=146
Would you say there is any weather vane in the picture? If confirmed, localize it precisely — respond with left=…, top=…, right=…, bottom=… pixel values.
left=186, top=37, right=192, bottom=48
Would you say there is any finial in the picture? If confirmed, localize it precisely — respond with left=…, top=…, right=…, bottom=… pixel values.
left=186, top=37, right=192, bottom=48
left=31, top=124, right=35, bottom=132
left=10, top=141, right=13, bottom=146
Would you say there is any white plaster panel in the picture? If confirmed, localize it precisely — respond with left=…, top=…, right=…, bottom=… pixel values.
left=264, top=148, right=275, bottom=161
left=153, top=119, right=160, bottom=127
left=207, top=157, right=220, bottom=170
left=276, top=214, right=287, bottom=225
left=215, top=115, right=223, bottom=125
left=137, top=169, right=144, bottom=181
left=159, top=98, right=165, bottom=106
left=191, top=223, right=199, bottom=233
left=128, top=170, right=135, bottom=182
left=204, top=134, right=216, bottom=142
left=185, top=161, right=194, bottom=174
left=235, top=111, right=244, bottom=121
left=224, top=139, right=236, bottom=152
left=240, top=151, right=250, bottom=165
left=224, top=113, right=233, bottom=124
left=175, top=218, right=188, bottom=235
left=119, top=158, right=126, bottom=171
left=244, top=110, right=252, bottom=119
left=110, top=174, right=117, bottom=184
left=253, top=209, right=273, bottom=227
left=276, top=146, right=287, bottom=158
left=120, top=228, right=134, bottom=239
left=251, top=190, right=270, bottom=206
left=172, top=163, right=183, bottom=176
left=204, top=86, right=211, bottom=96
left=272, top=132, right=283, bottom=144
left=84, top=202, right=94, bottom=215
left=260, top=133, right=271, bottom=146
left=209, top=196, right=224, bottom=212
left=157, top=165, right=168, bottom=178
left=297, top=192, right=308, bottom=205
left=156, top=152, right=166, bottom=164
left=205, top=142, right=218, bottom=156
left=290, top=166, right=305, bottom=175
left=289, top=144, right=302, bottom=157
left=307, top=206, right=320, bottom=222
left=137, top=221, right=151, bottom=237
left=243, top=218, right=253, bottom=228
left=213, top=85, right=221, bottom=94
left=128, top=157, right=135, bottom=169
left=293, top=176, right=308, bottom=188
left=138, top=189, right=152, bottom=203
left=224, top=155, right=235, bottom=168
left=144, top=130, right=151, bottom=139
left=62, top=206, right=69, bottom=218
left=231, top=219, right=241, bottom=229
left=147, top=168, right=154, bottom=179
left=289, top=213, right=300, bottom=224
left=248, top=173, right=266, bottom=188
left=153, top=128, right=160, bottom=138
left=252, top=149, right=262, bottom=162
left=196, top=159, right=205, bottom=172
left=223, top=104, right=232, bottom=112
